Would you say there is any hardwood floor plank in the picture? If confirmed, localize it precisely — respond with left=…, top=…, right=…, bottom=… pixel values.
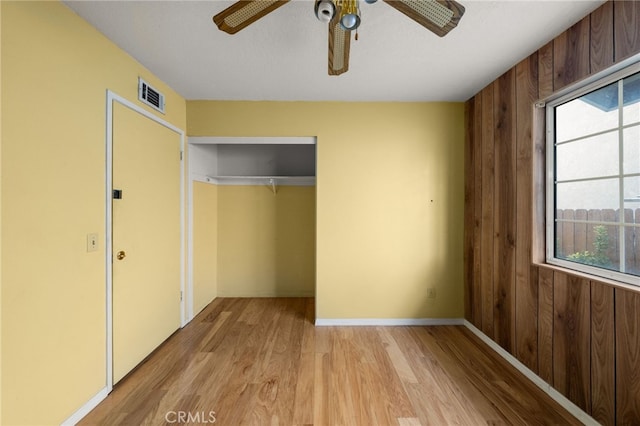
left=328, top=329, right=360, bottom=425
left=404, top=381, right=472, bottom=426
left=236, top=297, right=269, bottom=325
left=458, top=326, right=580, bottom=425
left=405, top=328, right=505, bottom=424
left=439, top=327, right=560, bottom=425
left=300, top=298, right=316, bottom=354
left=291, top=352, right=314, bottom=425
left=195, top=310, right=232, bottom=353
left=377, top=327, right=419, bottom=384
left=146, top=393, right=202, bottom=425
left=152, top=352, right=212, bottom=415
left=201, top=300, right=251, bottom=353
left=81, top=298, right=583, bottom=426
left=116, top=388, right=167, bottom=425
left=359, top=328, right=416, bottom=420
left=313, top=352, right=330, bottom=426
left=314, top=326, right=331, bottom=354
left=397, top=418, right=422, bottom=426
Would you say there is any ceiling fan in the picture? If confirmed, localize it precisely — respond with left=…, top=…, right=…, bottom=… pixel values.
left=213, top=0, right=465, bottom=76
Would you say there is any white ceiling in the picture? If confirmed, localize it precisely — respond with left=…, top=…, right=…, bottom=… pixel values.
left=64, top=0, right=606, bottom=102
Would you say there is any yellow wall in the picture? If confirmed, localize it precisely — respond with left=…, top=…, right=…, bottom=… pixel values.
left=217, top=185, right=316, bottom=297
left=1, top=2, right=186, bottom=424
left=193, top=181, right=218, bottom=313
left=187, top=101, right=465, bottom=319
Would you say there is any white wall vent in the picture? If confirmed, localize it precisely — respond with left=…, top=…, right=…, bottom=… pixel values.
left=138, top=77, right=165, bottom=114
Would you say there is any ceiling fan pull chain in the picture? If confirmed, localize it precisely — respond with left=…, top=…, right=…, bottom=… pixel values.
left=355, top=28, right=359, bottom=41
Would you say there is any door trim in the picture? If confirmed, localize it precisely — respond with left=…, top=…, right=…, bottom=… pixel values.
left=105, top=90, right=185, bottom=391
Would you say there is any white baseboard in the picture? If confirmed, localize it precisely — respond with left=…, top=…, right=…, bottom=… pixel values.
left=60, top=387, right=109, bottom=426
left=217, top=292, right=316, bottom=298
left=315, top=318, right=464, bottom=326
left=463, top=321, right=598, bottom=426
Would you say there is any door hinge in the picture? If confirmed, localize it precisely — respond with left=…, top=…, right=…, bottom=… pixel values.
left=180, top=291, right=183, bottom=301
left=180, top=151, right=183, bottom=161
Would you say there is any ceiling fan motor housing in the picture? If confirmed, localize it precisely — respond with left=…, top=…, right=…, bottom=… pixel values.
left=315, top=0, right=336, bottom=23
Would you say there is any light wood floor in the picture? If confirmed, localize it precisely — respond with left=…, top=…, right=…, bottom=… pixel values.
left=81, top=298, right=580, bottom=425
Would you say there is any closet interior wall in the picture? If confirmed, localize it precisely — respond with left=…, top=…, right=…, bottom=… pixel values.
left=190, top=139, right=316, bottom=307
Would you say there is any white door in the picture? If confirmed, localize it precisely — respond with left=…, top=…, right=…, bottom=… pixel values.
left=112, top=102, right=182, bottom=383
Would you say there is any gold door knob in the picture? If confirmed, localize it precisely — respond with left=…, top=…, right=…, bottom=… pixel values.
left=116, top=251, right=126, bottom=260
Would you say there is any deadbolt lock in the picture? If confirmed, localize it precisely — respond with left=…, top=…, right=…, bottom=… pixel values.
left=116, top=251, right=126, bottom=260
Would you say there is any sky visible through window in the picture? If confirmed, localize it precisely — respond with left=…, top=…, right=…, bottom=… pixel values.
left=555, top=73, right=640, bottom=210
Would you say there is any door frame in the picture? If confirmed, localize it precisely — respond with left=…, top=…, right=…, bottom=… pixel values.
left=105, top=90, right=185, bottom=391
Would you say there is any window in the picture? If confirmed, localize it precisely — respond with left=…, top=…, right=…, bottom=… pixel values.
left=546, top=62, right=640, bottom=286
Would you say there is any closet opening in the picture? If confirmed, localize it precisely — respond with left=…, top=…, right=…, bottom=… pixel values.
left=187, top=137, right=317, bottom=321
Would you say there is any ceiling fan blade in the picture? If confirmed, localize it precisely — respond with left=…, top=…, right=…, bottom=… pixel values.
left=213, top=0, right=290, bottom=34
left=383, top=0, right=465, bottom=37
left=328, top=8, right=351, bottom=75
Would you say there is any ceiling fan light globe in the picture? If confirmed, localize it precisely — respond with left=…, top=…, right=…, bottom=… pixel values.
left=364, top=0, right=378, bottom=3
left=340, top=13, right=360, bottom=30
left=315, top=0, right=335, bottom=23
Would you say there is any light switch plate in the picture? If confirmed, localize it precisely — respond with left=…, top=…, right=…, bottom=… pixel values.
left=87, top=233, right=99, bottom=252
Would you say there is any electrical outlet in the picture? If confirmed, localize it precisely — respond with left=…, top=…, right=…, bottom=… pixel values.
left=87, top=233, right=99, bottom=252
left=427, top=288, right=436, bottom=299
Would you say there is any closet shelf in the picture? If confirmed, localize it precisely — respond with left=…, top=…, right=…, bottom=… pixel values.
left=203, top=175, right=316, bottom=189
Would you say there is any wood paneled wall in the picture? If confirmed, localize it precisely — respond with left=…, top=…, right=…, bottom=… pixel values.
left=464, top=2, right=640, bottom=425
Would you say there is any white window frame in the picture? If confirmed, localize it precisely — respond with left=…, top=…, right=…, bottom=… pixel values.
left=546, top=57, right=640, bottom=287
